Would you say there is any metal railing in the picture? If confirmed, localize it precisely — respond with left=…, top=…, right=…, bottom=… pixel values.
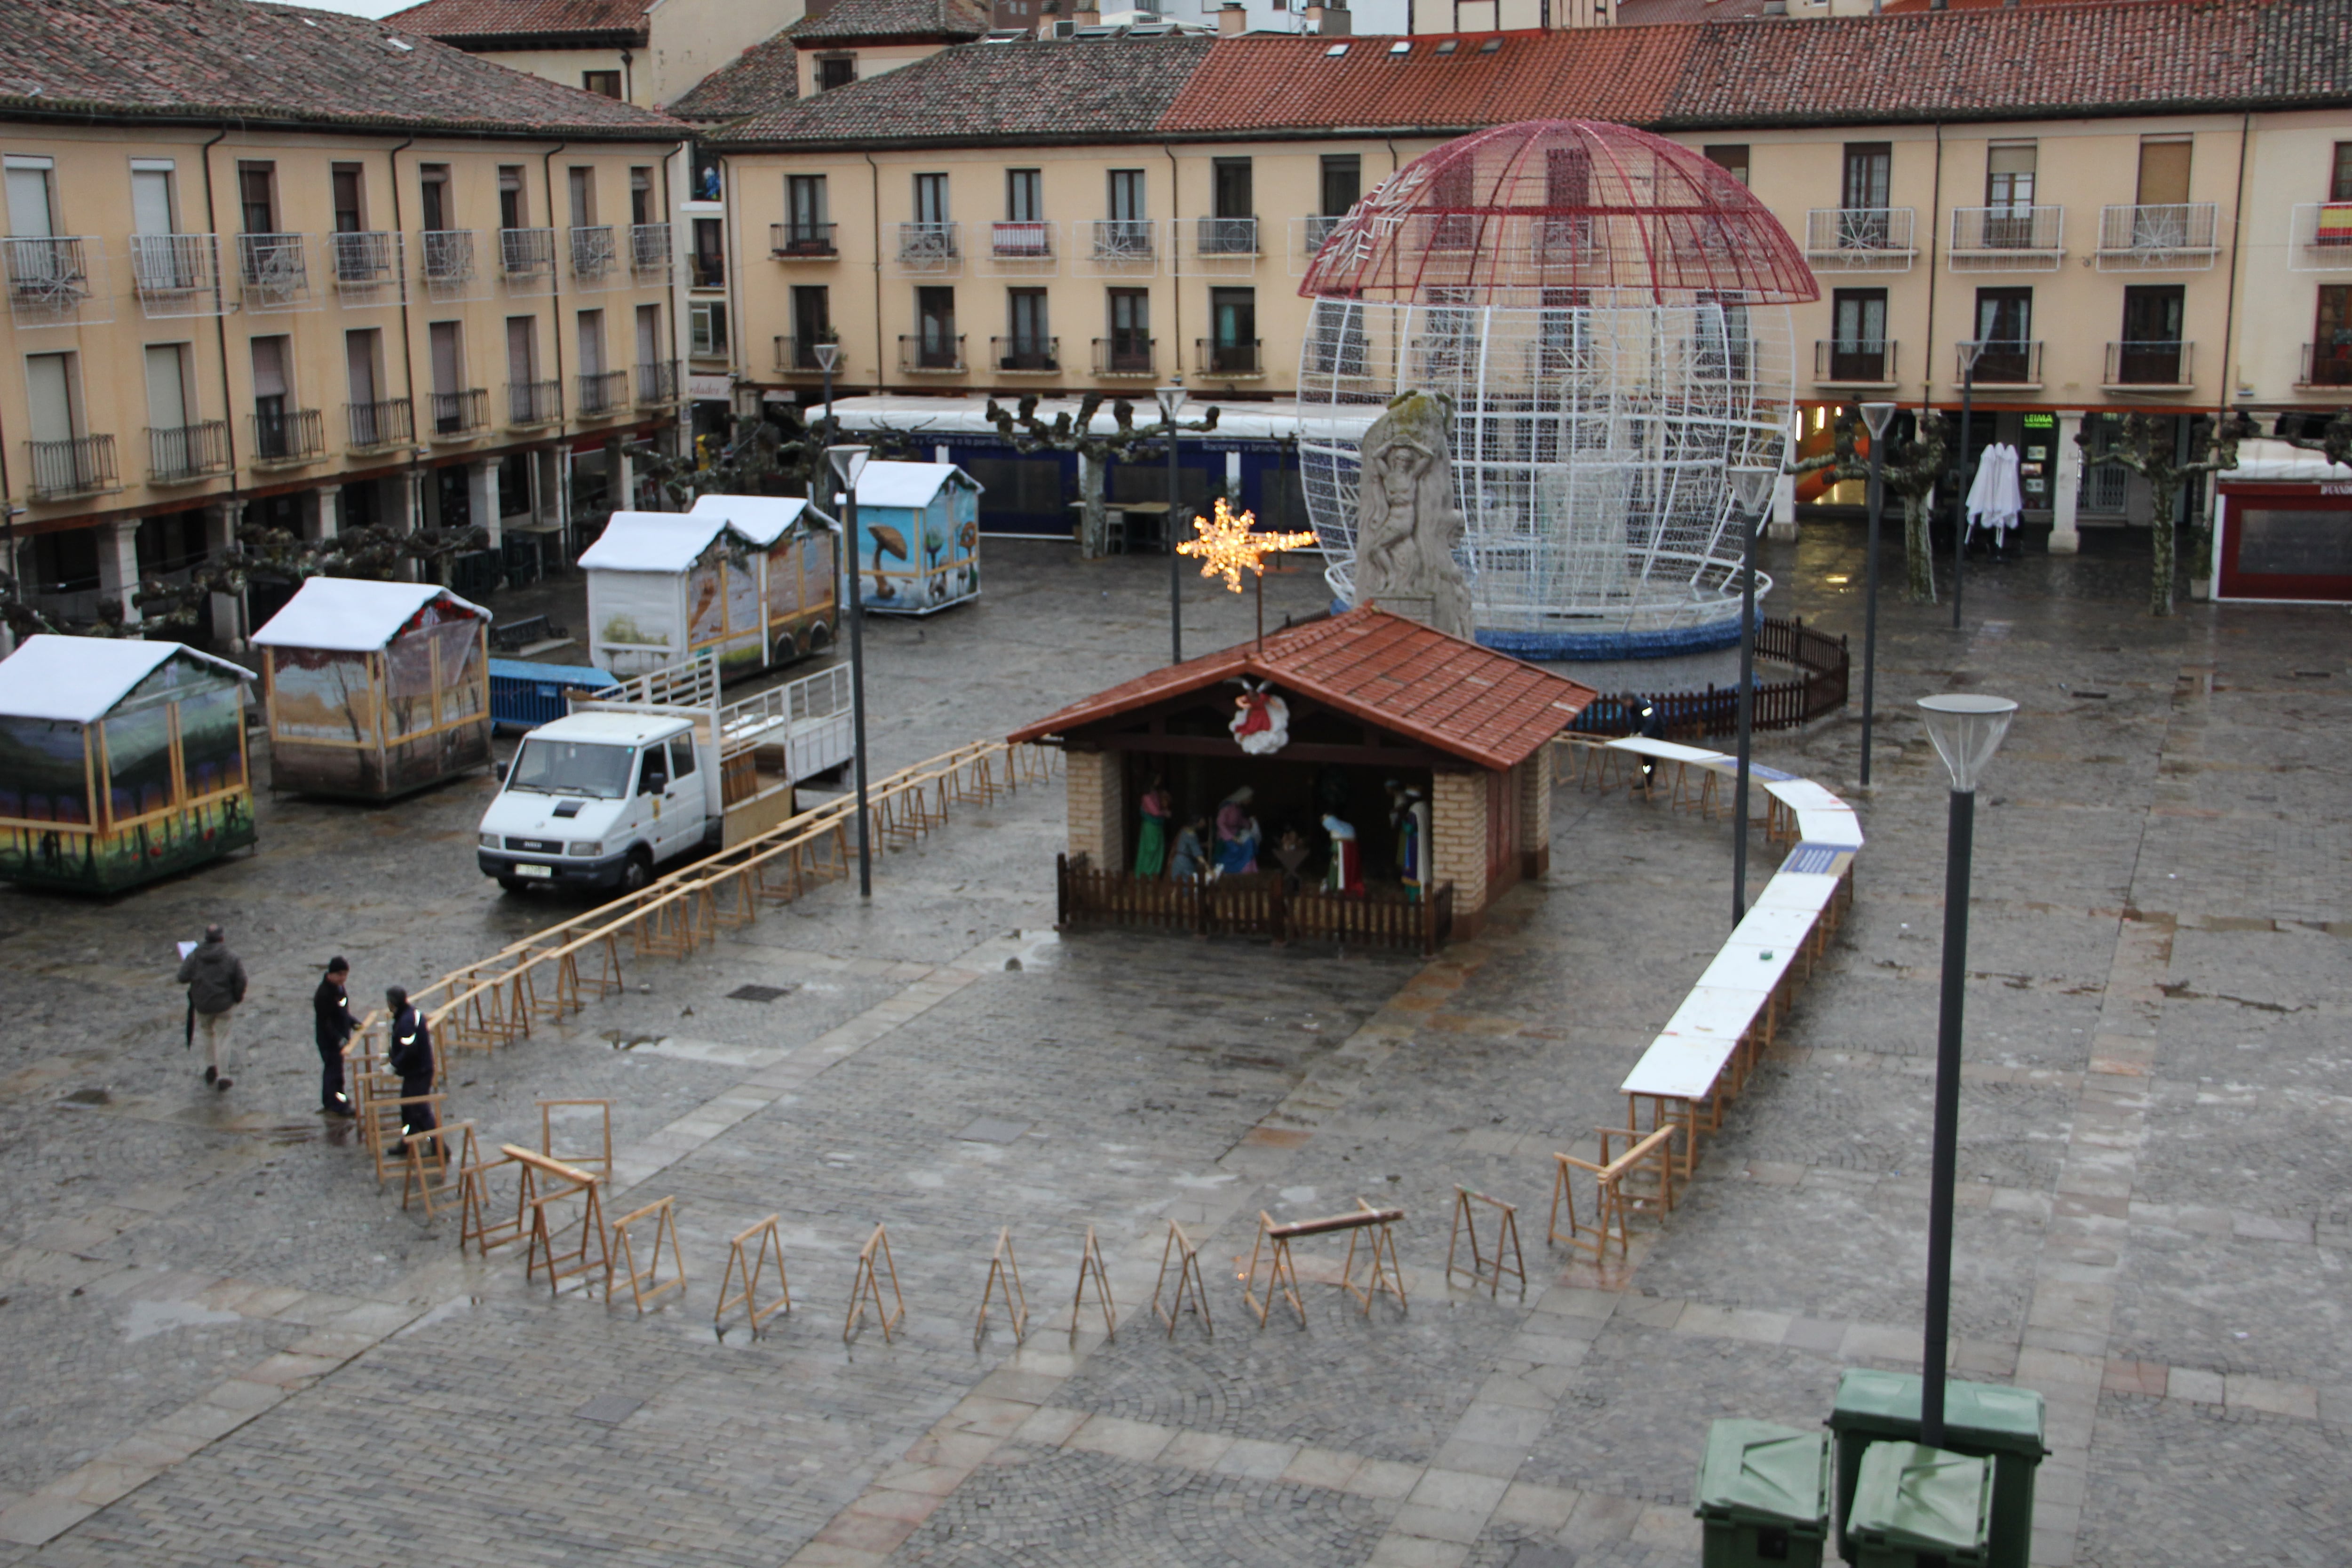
left=329, top=230, right=398, bottom=287
left=771, top=221, right=838, bottom=257
left=1302, top=214, right=1344, bottom=253
left=1196, top=338, right=1263, bottom=376
left=429, top=388, right=488, bottom=437
left=1092, top=336, right=1155, bottom=376
left=4, top=235, right=95, bottom=321
left=1090, top=219, right=1155, bottom=263
left=991, top=221, right=1054, bottom=260
left=345, top=398, right=414, bottom=450
left=2096, top=202, right=2218, bottom=265
left=577, top=368, right=628, bottom=415
left=991, top=335, right=1059, bottom=372
left=499, top=227, right=556, bottom=279
left=250, top=407, right=325, bottom=464
left=1813, top=339, right=1899, bottom=384
left=898, top=223, right=961, bottom=267
left=631, top=223, right=672, bottom=278
left=773, top=338, right=843, bottom=374
left=636, top=359, right=681, bottom=404
left=1196, top=215, right=1258, bottom=255
left=2287, top=203, right=2352, bottom=270
left=570, top=224, right=618, bottom=281
left=1803, top=207, right=1916, bottom=259
left=507, top=379, right=562, bottom=425
left=24, top=435, right=117, bottom=500
left=146, top=421, right=230, bottom=482
left=1948, top=206, right=2064, bottom=261
left=1957, top=339, right=2042, bottom=385
left=1563, top=618, right=1848, bottom=740
left=421, top=229, right=477, bottom=284
left=898, top=334, right=966, bottom=373
left=2301, top=342, right=2352, bottom=387
left=2080, top=462, right=2128, bottom=514
left=2105, top=339, right=2192, bottom=386
left=129, top=233, right=222, bottom=314
left=236, top=232, right=310, bottom=307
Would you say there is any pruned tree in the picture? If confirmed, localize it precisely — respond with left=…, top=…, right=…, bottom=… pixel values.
left=984, top=393, right=1222, bottom=559
left=627, top=410, right=923, bottom=516
left=2268, top=407, right=2352, bottom=466
left=2078, top=409, right=2255, bottom=616
left=1782, top=406, right=1951, bottom=603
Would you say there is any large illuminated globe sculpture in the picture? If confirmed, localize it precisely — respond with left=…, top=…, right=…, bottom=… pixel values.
left=1298, top=120, right=1819, bottom=657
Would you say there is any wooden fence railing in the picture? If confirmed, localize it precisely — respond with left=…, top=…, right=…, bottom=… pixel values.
left=1056, top=856, right=1452, bottom=955
left=1562, top=617, right=1849, bottom=742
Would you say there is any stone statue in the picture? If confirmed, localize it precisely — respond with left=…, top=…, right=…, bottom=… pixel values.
left=1352, top=390, right=1473, bottom=639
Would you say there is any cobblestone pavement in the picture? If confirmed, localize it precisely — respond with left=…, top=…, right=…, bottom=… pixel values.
left=0, top=528, right=2344, bottom=1566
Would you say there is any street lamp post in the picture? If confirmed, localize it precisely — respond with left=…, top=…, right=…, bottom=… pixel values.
left=811, top=342, right=841, bottom=451
left=1859, top=402, right=1897, bottom=788
left=826, top=444, right=874, bottom=899
left=1915, top=691, right=2018, bottom=1449
left=1728, top=467, right=1776, bottom=926
left=1953, top=342, right=1984, bottom=630
left=1156, top=383, right=1188, bottom=665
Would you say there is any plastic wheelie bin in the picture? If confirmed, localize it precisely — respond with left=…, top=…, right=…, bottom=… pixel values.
left=1844, top=1441, right=1993, bottom=1568
left=1694, top=1419, right=1833, bottom=1567
left=1827, top=1370, right=2045, bottom=1568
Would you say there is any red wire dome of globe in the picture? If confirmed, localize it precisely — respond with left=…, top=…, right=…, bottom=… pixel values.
left=1300, top=119, right=1818, bottom=306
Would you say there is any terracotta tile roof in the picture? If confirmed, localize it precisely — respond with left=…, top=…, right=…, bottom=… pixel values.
left=385, top=0, right=647, bottom=46
left=1157, top=29, right=1690, bottom=135
left=787, top=0, right=990, bottom=44
left=0, top=0, right=683, bottom=137
left=1009, top=607, right=1597, bottom=772
left=668, top=32, right=797, bottom=120
left=716, top=33, right=1213, bottom=147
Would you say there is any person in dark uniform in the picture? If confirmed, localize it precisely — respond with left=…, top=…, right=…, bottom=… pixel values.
left=312, top=958, right=357, bottom=1116
left=385, top=986, right=436, bottom=1153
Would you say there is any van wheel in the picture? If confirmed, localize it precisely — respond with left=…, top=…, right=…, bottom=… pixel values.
left=497, top=876, right=529, bottom=894
left=620, top=850, right=653, bottom=894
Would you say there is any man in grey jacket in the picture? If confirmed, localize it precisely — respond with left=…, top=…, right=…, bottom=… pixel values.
left=177, top=924, right=248, bottom=1091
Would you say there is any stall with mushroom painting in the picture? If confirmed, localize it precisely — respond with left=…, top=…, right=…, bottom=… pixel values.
left=847, top=462, right=983, bottom=615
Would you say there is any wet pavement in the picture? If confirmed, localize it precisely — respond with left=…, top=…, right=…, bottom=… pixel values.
left=0, top=523, right=2344, bottom=1567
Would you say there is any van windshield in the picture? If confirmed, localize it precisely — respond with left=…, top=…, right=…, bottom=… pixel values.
left=506, top=738, right=634, bottom=799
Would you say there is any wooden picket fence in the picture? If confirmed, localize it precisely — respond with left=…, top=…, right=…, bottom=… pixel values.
left=1562, top=617, right=1849, bottom=742
left=1055, top=857, right=1453, bottom=956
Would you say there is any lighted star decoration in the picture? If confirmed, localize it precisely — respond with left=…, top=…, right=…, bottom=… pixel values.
left=1177, top=499, right=1317, bottom=593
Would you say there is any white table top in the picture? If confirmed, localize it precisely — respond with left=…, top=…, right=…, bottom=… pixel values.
left=1606, top=736, right=1727, bottom=765
left=1732, top=906, right=1820, bottom=947
left=1752, top=872, right=1842, bottom=913
left=1697, top=940, right=1800, bottom=994
left=1663, top=984, right=1769, bottom=1041
left=1766, top=778, right=1849, bottom=812
left=1621, top=1034, right=1736, bottom=1100
left=1797, top=807, right=1866, bottom=848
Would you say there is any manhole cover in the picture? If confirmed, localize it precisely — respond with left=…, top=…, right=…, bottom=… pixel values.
left=728, top=984, right=795, bottom=1003
left=1509, top=1548, right=1576, bottom=1568
left=957, top=1116, right=1030, bottom=1145
left=573, top=1395, right=643, bottom=1425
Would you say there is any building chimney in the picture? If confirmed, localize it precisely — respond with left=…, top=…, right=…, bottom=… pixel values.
left=1217, top=0, right=1247, bottom=32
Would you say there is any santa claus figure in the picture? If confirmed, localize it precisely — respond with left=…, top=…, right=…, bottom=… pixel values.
left=1229, top=679, right=1291, bottom=756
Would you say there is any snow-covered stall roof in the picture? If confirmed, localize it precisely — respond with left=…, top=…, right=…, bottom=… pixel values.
left=849, top=461, right=981, bottom=510
left=2225, top=438, right=2352, bottom=483
left=0, top=636, right=251, bottom=724
left=687, top=493, right=837, bottom=545
left=249, top=580, right=489, bottom=653
left=577, top=512, right=769, bottom=573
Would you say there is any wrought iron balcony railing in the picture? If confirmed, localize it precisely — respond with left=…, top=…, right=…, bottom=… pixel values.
left=499, top=227, right=556, bottom=279
left=24, top=433, right=118, bottom=499
left=506, top=378, right=562, bottom=426
left=1813, top=339, right=1900, bottom=385
left=146, top=421, right=230, bottom=483
left=237, top=231, right=311, bottom=308
left=428, top=388, right=488, bottom=438
left=1092, top=336, right=1155, bottom=376
left=898, top=334, right=966, bottom=373
left=2105, top=339, right=2193, bottom=386
left=577, top=368, right=628, bottom=415
left=250, top=406, right=326, bottom=464
left=1195, top=338, right=1263, bottom=376
left=570, top=224, right=618, bottom=281
left=345, top=398, right=414, bottom=451
left=636, top=359, right=682, bottom=404
left=1956, top=339, right=2043, bottom=385
left=771, top=222, right=838, bottom=258
left=991, top=335, right=1059, bottom=372
left=129, top=234, right=223, bottom=317
left=1196, top=215, right=1259, bottom=256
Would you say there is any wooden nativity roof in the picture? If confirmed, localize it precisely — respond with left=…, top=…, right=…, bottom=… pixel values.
left=1008, top=608, right=1596, bottom=772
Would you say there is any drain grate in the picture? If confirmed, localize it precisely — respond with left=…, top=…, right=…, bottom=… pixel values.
left=573, top=1395, right=643, bottom=1425
left=728, top=984, right=795, bottom=1003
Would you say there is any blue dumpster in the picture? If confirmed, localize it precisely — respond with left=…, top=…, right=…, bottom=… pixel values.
left=488, top=659, right=617, bottom=733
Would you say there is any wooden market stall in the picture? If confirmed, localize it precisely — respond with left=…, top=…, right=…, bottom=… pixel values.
left=2211, top=438, right=2352, bottom=603
left=250, top=580, right=492, bottom=799
left=847, top=462, right=983, bottom=615
left=580, top=498, right=838, bottom=678
left=0, top=636, right=255, bottom=892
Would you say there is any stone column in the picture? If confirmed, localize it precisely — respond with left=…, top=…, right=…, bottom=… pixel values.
left=309, top=485, right=342, bottom=544
left=97, top=519, right=143, bottom=626
left=1063, top=748, right=1124, bottom=871
left=1767, top=411, right=1800, bottom=541
left=468, top=459, right=501, bottom=549
left=1430, top=768, right=1489, bottom=939
left=206, top=499, right=245, bottom=647
left=1515, top=745, right=1553, bottom=879
left=616, top=441, right=636, bottom=513
left=2049, top=411, right=2084, bottom=555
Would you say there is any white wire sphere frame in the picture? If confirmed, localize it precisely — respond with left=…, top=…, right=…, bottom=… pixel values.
left=1299, top=297, right=1795, bottom=659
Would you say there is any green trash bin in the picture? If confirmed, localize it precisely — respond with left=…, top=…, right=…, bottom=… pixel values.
left=1845, top=1441, right=1993, bottom=1568
left=1694, top=1419, right=1832, bottom=1568
left=1827, top=1370, right=2046, bottom=1568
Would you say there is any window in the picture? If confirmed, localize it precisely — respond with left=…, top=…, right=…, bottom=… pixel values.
left=1007, top=169, right=1042, bottom=223
left=346, top=329, right=389, bottom=443
left=1108, top=169, right=1145, bottom=221
left=2117, top=284, right=2185, bottom=383
left=1208, top=287, right=1255, bottom=373
left=567, top=167, right=597, bottom=228
left=1320, top=155, right=1360, bottom=217
left=251, top=334, right=294, bottom=456
left=577, top=308, right=605, bottom=374
left=1972, top=287, right=2032, bottom=382
left=1433, top=159, right=1475, bottom=251
left=1985, top=142, right=2036, bottom=209
left=1107, top=288, right=1150, bottom=371
left=24, top=351, right=88, bottom=492
left=237, top=161, right=277, bottom=233
left=582, top=69, right=622, bottom=98
left=914, top=173, right=950, bottom=226
left=2334, top=143, right=2352, bottom=203
left=498, top=166, right=527, bottom=231
left=1830, top=288, right=1888, bottom=381
left=916, top=286, right=957, bottom=367
left=636, top=302, right=663, bottom=365
left=2136, top=136, right=2192, bottom=208
left=691, top=217, right=723, bottom=288
left=690, top=300, right=728, bottom=358
left=145, top=342, right=195, bottom=451
left=499, top=453, right=532, bottom=518
left=419, top=164, right=452, bottom=232
left=787, top=175, right=828, bottom=246
left=129, top=159, right=177, bottom=238
left=1842, top=143, right=1891, bottom=212
left=1213, top=158, right=1253, bottom=220
left=1005, top=287, right=1050, bottom=367
left=630, top=166, right=653, bottom=227
left=1542, top=144, right=1592, bottom=253
left=817, top=54, right=856, bottom=91
left=331, top=164, right=366, bottom=234
left=429, top=321, right=464, bottom=394
left=792, top=286, right=831, bottom=367
left=6, top=156, right=57, bottom=237
left=1703, top=145, right=1750, bottom=185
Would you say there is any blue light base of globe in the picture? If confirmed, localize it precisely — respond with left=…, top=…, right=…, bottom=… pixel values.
left=1476, top=620, right=1744, bottom=660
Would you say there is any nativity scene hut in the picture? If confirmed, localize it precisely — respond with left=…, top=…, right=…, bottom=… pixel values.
left=1013, top=607, right=1596, bottom=948
left=0, top=637, right=254, bottom=891
left=249, top=580, right=493, bottom=800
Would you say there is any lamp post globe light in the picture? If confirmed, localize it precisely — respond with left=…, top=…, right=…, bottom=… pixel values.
left=1952, top=341, right=1984, bottom=630
left=826, top=444, right=875, bottom=899
left=1915, top=691, right=2018, bottom=1449
left=1728, top=465, right=1777, bottom=927
left=1858, top=401, right=1898, bottom=788
left=1156, top=383, right=1188, bottom=664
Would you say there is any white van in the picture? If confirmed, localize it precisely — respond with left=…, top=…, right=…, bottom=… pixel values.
left=476, top=711, right=719, bottom=893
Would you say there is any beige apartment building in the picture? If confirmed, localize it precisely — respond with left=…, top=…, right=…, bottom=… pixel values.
left=0, top=0, right=689, bottom=637
left=685, top=3, right=2352, bottom=544
left=386, top=0, right=809, bottom=112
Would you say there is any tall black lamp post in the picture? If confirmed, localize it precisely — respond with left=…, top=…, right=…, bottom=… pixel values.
left=1915, top=691, right=2017, bottom=1448
left=1728, top=466, right=1776, bottom=927
left=1858, top=401, right=1897, bottom=788
left=826, top=444, right=874, bottom=899
left=812, top=341, right=841, bottom=449
left=1156, top=382, right=1188, bottom=664
left=1952, top=341, right=1983, bottom=629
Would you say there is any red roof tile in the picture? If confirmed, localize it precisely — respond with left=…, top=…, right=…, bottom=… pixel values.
left=1009, top=607, right=1597, bottom=772
left=669, top=32, right=797, bottom=120
left=386, top=0, right=649, bottom=47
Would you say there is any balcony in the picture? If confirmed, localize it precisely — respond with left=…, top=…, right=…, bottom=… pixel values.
left=237, top=232, right=313, bottom=310
left=991, top=335, right=1059, bottom=373
left=4, top=235, right=103, bottom=325
left=898, top=334, right=966, bottom=374
left=1802, top=207, right=1917, bottom=270
left=420, top=229, right=480, bottom=297
left=2104, top=339, right=2193, bottom=389
left=897, top=223, right=961, bottom=272
left=1956, top=339, right=2043, bottom=387
left=129, top=234, right=225, bottom=318
left=329, top=230, right=401, bottom=297
left=2299, top=342, right=2352, bottom=389
left=1302, top=214, right=1344, bottom=253
left=1813, top=339, right=1900, bottom=387
left=1195, top=338, right=1263, bottom=378
left=1087, top=219, right=1156, bottom=268
left=428, top=388, right=489, bottom=438
left=1947, top=206, right=2065, bottom=271
left=2286, top=203, right=2352, bottom=271
left=689, top=250, right=725, bottom=290
left=146, top=420, right=230, bottom=483
left=1092, top=336, right=1155, bottom=377
left=507, top=379, right=563, bottom=427
left=499, top=227, right=556, bottom=283
left=2095, top=203, right=2219, bottom=271
left=570, top=224, right=618, bottom=283
left=250, top=407, right=326, bottom=467
left=577, top=368, right=629, bottom=417
left=630, top=223, right=673, bottom=279
left=774, top=337, right=844, bottom=374
left=771, top=221, right=838, bottom=259
left=24, top=434, right=118, bottom=500
left=989, top=222, right=1056, bottom=271
left=345, top=398, right=414, bottom=452
left=636, top=359, right=682, bottom=405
